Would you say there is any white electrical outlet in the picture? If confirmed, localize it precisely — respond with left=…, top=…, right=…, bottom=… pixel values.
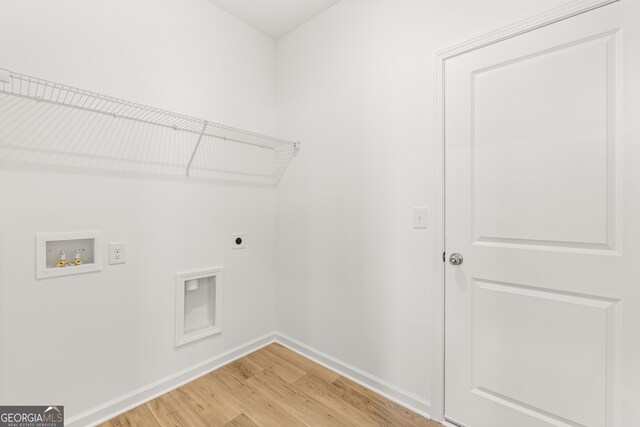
left=231, top=233, right=246, bottom=250
left=109, top=242, right=126, bottom=265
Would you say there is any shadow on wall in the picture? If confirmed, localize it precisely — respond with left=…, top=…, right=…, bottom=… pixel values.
left=0, top=69, right=296, bottom=186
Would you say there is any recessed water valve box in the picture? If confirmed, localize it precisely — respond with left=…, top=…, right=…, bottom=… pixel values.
left=36, top=231, right=103, bottom=279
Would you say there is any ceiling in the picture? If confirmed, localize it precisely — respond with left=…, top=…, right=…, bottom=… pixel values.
left=211, top=0, right=339, bottom=40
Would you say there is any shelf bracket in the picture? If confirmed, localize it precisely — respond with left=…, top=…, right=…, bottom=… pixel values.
left=186, top=122, right=208, bottom=177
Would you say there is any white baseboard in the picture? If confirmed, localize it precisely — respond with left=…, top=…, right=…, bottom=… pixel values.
left=274, top=332, right=433, bottom=420
left=66, top=331, right=434, bottom=426
left=66, top=332, right=277, bottom=427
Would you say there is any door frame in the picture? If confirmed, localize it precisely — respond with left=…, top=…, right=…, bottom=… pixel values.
left=431, top=0, right=618, bottom=423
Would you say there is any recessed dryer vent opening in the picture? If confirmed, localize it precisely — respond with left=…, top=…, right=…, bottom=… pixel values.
left=175, top=267, right=223, bottom=347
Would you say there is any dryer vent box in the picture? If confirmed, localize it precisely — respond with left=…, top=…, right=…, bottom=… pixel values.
left=175, top=267, right=223, bottom=347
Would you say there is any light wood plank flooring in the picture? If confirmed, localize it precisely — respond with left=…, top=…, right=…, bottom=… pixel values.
left=100, top=343, right=441, bottom=427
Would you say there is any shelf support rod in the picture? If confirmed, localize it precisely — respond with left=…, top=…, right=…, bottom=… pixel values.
left=186, top=121, right=208, bottom=177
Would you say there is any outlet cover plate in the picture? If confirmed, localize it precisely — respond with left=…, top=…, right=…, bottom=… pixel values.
left=109, top=242, right=126, bottom=265
left=231, top=233, right=246, bottom=250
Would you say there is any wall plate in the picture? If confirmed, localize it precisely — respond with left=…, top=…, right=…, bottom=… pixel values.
left=413, top=207, right=428, bottom=229
left=231, top=233, right=246, bottom=250
left=108, top=242, right=126, bottom=265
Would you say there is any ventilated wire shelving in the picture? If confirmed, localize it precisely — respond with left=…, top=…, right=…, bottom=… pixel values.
left=0, top=68, right=299, bottom=186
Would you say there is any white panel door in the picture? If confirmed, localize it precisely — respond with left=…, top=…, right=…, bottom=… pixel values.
left=444, top=2, right=640, bottom=427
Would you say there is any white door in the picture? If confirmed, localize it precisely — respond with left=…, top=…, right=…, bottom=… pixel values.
left=444, top=2, right=640, bottom=427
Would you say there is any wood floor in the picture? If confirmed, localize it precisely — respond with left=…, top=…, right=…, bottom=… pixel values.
left=99, top=343, right=441, bottom=427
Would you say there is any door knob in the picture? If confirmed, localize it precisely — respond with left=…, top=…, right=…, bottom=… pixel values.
left=449, top=253, right=463, bottom=266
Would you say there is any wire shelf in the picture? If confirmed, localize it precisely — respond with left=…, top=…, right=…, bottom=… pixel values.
left=0, top=68, right=299, bottom=185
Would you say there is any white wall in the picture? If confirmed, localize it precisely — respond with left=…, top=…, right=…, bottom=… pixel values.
left=275, top=0, right=564, bottom=414
left=0, top=0, right=277, bottom=420
left=0, top=0, right=576, bottom=422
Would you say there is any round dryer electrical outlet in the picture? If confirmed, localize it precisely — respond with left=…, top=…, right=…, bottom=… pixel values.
left=231, top=233, right=246, bottom=250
